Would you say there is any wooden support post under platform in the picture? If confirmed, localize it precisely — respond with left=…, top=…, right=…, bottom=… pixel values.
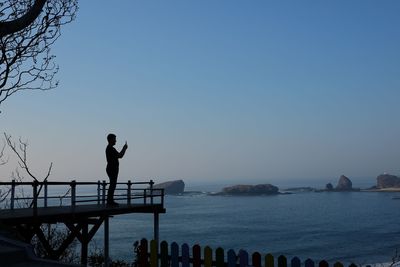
left=81, top=222, right=88, bottom=266
left=104, top=216, right=110, bottom=267
left=154, top=212, right=159, bottom=243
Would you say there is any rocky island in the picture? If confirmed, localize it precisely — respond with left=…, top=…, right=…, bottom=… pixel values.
left=212, top=184, right=280, bottom=196
left=323, top=175, right=359, bottom=192
left=365, top=174, right=400, bottom=191
left=153, top=180, right=185, bottom=195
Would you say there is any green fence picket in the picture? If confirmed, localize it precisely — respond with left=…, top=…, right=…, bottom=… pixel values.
left=160, top=241, right=168, bottom=267
left=216, top=247, right=224, bottom=267
left=171, top=242, right=179, bottom=267
left=204, top=246, right=213, bottom=267
left=278, top=255, right=287, bottom=267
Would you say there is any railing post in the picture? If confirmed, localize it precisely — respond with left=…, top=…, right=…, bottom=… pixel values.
left=161, top=189, right=165, bottom=207
left=44, top=180, right=48, bottom=208
left=150, top=180, right=154, bottom=205
left=102, top=180, right=107, bottom=205
left=71, top=180, right=76, bottom=207
left=144, top=188, right=147, bottom=205
left=127, top=180, right=132, bottom=205
left=33, top=181, right=38, bottom=216
left=154, top=212, right=159, bottom=243
left=10, top=179, right=15, bottom=210
left=97, top=180, right=101, bottom=205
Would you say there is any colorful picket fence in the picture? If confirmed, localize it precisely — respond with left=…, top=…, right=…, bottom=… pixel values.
left=137, top=239, right=357, bottom=267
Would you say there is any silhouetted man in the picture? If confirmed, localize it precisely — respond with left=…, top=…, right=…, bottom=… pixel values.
left=106, top=133, right=128, bottom=206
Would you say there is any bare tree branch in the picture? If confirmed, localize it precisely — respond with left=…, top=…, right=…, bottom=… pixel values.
left=4, top=132, right=53, bottom=207
left=0, top=0, right=78, bottom=108
left=0, top=0, right=47, bottom=37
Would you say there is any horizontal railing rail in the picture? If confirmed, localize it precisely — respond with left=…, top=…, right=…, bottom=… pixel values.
left=0, top=180, right=164, bottom=214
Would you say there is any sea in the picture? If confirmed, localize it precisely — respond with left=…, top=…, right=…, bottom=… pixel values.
left=88, top=179, right=400, bottom=266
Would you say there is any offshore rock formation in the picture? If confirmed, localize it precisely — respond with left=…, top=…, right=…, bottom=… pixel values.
left=320, top=175, right=358, bottom=192
left=325, top=183, right=334, bottom=191
left=336, top=175, right=353, bottom=191
left=376, top=174, right=400, bottom=188
left=153, top=180, right=185, bottom=195
left=216, top=184, right=279, bottom=196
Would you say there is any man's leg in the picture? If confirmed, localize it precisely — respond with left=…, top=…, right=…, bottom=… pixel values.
left=107, top=169, right=118, bottom=204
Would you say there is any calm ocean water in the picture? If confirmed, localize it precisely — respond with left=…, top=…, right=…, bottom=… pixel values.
left=91, top=189, right=400, bottom=265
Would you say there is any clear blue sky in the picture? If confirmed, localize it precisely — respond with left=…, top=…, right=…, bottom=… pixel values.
left=1, top=1, right=400, bottom=186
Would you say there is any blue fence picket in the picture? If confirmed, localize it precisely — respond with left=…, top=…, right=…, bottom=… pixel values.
left=291, top=257, right=301, bottom=267
left=305, top=258, right=315, bottom=267
left=170, top=242, right=179, bottom=267
left=239, top=250, right=249, bottom=267
left=182, top=243, right=190, bottom=267
left=227, top=249, right=237, bottom=267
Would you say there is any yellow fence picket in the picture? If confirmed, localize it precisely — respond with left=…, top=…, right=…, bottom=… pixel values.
left=204, top=246, right=213, bottom=267
left=265, top=253, right=274, bottom=267
left=150, top=239, right=158, bottom=267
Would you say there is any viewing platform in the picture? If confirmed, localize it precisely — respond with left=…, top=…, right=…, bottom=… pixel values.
left=0, top=180, right=165, bottom=266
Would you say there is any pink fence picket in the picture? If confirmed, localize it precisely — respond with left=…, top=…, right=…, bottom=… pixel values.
left=252, top=252, right=262, bottom=267
left=193, top=244, right=201, bottom=267
left=319, top=260, right=329, bottom=267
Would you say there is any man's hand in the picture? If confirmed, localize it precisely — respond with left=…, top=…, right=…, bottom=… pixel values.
left=123, top=141, right=128, bottom=150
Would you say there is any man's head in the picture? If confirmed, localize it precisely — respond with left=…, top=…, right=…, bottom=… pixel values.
left=107, top=133, right=116, bottom=145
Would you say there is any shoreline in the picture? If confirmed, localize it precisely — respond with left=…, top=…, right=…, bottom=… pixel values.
left=361, top=187, right=400, bottom=192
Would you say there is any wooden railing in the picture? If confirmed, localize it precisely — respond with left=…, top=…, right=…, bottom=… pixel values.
left=137, top=239, right=357, bottom=267
left=0, top=180, right=164, bottom=213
